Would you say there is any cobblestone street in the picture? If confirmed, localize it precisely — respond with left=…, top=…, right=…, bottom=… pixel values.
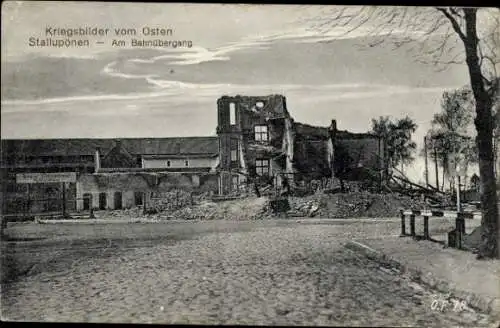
left=1, top=221, right=497, bottom=326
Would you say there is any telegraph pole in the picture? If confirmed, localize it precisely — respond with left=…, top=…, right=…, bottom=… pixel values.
left=455, top=157, right=462, bottom=213
left=424, top=136, right=429, bottom=187
left=433, top=142, right=439, bottom=191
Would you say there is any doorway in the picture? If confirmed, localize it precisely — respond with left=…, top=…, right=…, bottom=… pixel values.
left=99, top=192, right=107, bottom=210
left=83, top=193, right=92, bottom=211
left=114, top=191, right=123, bottom=210
left=134, top=191, right=144, bottom=206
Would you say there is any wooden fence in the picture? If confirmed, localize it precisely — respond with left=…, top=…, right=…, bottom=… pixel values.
left=400, top=209, right=478, bottom=249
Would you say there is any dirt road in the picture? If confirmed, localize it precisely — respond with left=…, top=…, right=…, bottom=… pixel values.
left=1, top=219, right=494, bottom=326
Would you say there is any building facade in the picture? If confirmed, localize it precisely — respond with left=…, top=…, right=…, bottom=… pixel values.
left=1, top=137, right=219, bottom=214
left=216, top=95, right=297, bottom=195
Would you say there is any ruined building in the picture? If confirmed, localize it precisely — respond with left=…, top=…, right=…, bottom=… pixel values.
left=216, top=95, right=297, bottom=194
left=215, top=95, right=384, bottom=195
left=1, top=94, right=385, bottom=214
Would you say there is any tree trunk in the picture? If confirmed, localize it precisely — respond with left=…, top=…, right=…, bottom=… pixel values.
left=434, top=147, right=440, bottom=191
left=494, top=136, right=499, bottom=180
left=464, top=171, right=468, bottom=192
left=464, top=162, right=468, bottom=191
left=462, top=9, right=499, bottom=259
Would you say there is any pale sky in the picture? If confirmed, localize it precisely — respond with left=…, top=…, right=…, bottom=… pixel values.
left=2, top=2, right=494, bottom=183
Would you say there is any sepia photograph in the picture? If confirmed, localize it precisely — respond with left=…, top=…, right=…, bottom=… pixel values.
left=1, top=1, right=499, bottom=326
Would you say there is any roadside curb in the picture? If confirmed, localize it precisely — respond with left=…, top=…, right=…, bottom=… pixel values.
left=344, top=240, right=500, bottom=317
left=33, top=217, right=402, bottom=225
left=35, top=219, right=200, bottom=224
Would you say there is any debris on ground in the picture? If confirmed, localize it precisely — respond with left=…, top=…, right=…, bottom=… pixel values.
left=170, top=197, right=271, bottom=220
left=87, top=190, right=428, bottom=221
left=287, top=191, right=428, bottom=218
left=52, top=180, right=448, bottom=222
left=91, top=195, right=272, bottom=221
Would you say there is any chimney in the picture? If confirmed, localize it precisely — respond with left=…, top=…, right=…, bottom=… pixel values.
left=94, top=148, right=101, bottom=173
left=330, top=119, right=337, bottom=132
left=175, top=141, right=181, bottom=154
left=329, top=119, right=337, bottom=140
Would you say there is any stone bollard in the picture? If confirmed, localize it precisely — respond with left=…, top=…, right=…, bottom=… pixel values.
left=423, top=215, right=429, bottom=240
left=400, top=210, right=406, bottom=237
left=455, top=213, right=466, bottom=250
left=410, top=214, right=416, bottom=237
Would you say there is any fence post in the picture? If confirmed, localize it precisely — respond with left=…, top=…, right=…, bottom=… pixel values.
left=423, top=215, right=429, bottom=240
left=400, top=210, right=406, bottom=237
left=410, top=214, right=416, bottom=237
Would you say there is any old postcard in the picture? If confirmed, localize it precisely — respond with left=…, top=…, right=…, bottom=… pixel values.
left=1, top=1, right=499, bottom=326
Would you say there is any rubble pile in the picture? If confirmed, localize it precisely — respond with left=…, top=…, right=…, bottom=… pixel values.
left=169, top=196, right=271, bottom=220
left=105, top=207, right=144, bottom=219
left=148, top=190, right=211, bottom=213
left=92, top=187, right=430, bottom=221
left=287, top=198, right=321, bottom=217
left=288, top=191, right=428, bottom=218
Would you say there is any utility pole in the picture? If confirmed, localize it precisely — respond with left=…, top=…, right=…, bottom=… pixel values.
left=433, top=141, right=439, bottom=191
left=424, top=136, right=429, bottom=187
left=455, top=158, right=462, bottom=213
left=378, top=137, right=382, bottom=191
left=400, top=154, right=404, bottom=176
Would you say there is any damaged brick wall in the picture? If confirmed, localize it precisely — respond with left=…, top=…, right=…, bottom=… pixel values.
left=217, top=95, right=291, bottom=194
left=292, top=121, right=383, bottom=184
left=293, top=122, right=333, bottom=181
left=334, top=132, right=384, bottom=183
left=76, top=172, right=218, bottom=210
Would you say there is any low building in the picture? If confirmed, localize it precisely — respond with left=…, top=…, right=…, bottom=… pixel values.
left=1, top=137, right=219, bottom=213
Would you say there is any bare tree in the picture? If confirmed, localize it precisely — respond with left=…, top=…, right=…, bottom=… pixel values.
left=305, top=6, right=499, bottom=259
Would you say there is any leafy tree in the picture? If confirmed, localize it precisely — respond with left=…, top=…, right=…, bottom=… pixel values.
left=371, top=115, right=418, bottom=177
left=427, top=88, right=477, bottom=190
left=309, top=6, right=499, bottom=259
